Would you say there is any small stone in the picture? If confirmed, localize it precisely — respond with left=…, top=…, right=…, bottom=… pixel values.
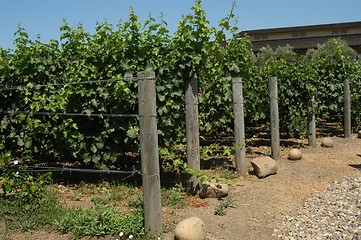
left=321, top=137, right=334, bottom=147
left=175, top=217, right=206, bottom=240
left=288, top=148, right=302, bottom=160
left=250, top=156, right=278, bottom=178
left=299, top=230, right=307, bottom=238
left=58, top=184, right=67, bottom=193
left=358, top=130, right=361, bottom=138
left=199, top=182, right=229, bottom=198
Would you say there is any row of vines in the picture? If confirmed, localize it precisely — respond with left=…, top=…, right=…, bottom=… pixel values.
left=1, top=0, right=361, bottom=168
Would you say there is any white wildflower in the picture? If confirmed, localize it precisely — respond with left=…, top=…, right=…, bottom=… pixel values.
left=128, top=235, right=134, bottom=239
left=119, top=232, right=124, bottom=237
left=15, top=171, right=19, bottom=175
left=13, top=160, right=19, bottom=165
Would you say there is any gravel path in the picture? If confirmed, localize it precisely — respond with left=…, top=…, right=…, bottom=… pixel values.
left=272, top=173, right=361, bottom=240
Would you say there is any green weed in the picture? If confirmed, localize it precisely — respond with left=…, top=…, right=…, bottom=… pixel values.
left=161, top=187, right=185, bottom=207
left=54, top=206, right=145, bottom=239
left=219, top=168, right=238, bottom=180
left=214, top=196, right=236, bottom=216
left=91, top=196, right=109, bottom=205
left=0, top=173, right=149, bottom=239
left=0, top=190, right=62, bottom=231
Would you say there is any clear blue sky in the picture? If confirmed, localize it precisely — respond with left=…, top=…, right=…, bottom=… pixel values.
left=1, top=0, right=361, bottom=50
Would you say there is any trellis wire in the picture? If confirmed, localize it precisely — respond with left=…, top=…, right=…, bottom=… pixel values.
left=0, top=110, right=138, bottom=118
left=26, top=165, right=138, bottom=173
left=1, top=70, right=162, bottom=234
left=0, top=76, right=156, bottom=118
left=4, top=165, right=141, bottom=180
left=0, top=76, right=156, bottom=92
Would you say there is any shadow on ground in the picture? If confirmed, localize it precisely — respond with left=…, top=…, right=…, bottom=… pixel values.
left=349, top=163, right=361, bottom=171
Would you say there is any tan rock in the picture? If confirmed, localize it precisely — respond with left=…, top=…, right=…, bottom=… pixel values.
left=250, top=156, right=278, bottom=178
left=322, top=137, right=334, bottom=147
left=288, top=148, right=302, bottom=160
left=199, top=181, right=229, bottom=198
left=175, top=217, right=206, bottom=240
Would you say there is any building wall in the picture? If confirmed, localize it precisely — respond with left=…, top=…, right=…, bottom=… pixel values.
left=250, top=26, right=361, bottom=42
left=241, top=21, right=361, bottom=54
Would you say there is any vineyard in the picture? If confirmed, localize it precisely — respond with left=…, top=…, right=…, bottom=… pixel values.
left=0, top=1, right=361, bottom=238
left=0, top=2, right=360, bottom=169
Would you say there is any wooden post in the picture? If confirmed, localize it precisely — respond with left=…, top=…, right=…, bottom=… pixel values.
left=344, top=78, right=351, bottom=138
left=232, top=77, right=247, bottom=175
left=269, top=76, right=280, bottom=160
left=138, top=70, right=162, bottom=235
left=308, top=96, right=316, bottom=147
left=185, top=75, right=200, bottom=192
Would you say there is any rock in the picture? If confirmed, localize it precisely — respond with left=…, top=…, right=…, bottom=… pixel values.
left=358, top=130, right=361, bottom=138
left=199, top=181, right=229, bottom=198
left=57, top=184, right=67, bottom=193
left=322, top=137, right=334, bottom=147
left=174, top=217, right=206, bottom=240
left=250, top=156, right=278, bottom=178
left=288, top=148, right=302, bottom=160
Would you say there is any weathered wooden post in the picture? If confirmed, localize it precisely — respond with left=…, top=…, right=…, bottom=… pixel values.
left=138, top=70, right=162, bottom=235
left=308, top=96, right=316, bottom=147
left=185, top=74, right=200, bottom=192
left=232, top=77, right=247, bottom=175
left=344, top=78, right=351, bottom=138
left=269, top=76, right=280, bottom=160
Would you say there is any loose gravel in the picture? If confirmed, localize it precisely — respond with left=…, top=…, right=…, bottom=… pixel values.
left=272, top=173, right=361, bottom=240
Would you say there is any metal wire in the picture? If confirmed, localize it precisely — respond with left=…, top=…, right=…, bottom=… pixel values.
left=0, top=74, right=156, bottom=181
left=25, top=165, right=138, bottom=174
left=0, top=75, right=157, bottom=117
left=0, top=76, right=155, bottom=92
left=0, top=110, right=138, bottom=118
left=19, top=166, right=141, bottom=180
left=0, top=78, right=125, bottom=92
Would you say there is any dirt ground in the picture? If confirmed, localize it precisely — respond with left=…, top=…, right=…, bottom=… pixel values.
left=163, top=134, right=361, bottom=240
left=1, top=133, right=361, bottom=240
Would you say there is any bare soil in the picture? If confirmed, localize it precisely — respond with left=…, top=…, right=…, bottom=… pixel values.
left=163, top=135, right=361, bottom=240
left=1, top=133, right=361, bottom=240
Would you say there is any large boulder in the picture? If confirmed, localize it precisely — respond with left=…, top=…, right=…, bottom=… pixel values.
left=199, top=181, right=229, bottom=198
left=250, top=156, right=278, bottom=178
left=175, top=217, right=206, bottom=240
left=288, top=148, right=302, bottom=160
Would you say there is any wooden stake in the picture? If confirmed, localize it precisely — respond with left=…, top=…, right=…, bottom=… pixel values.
left=344, top=78, right=351, bottom=138
left=232, top=77, right=247, bottom=175
left=138, top=70, right=162, bottom=235
left=308, top=96, right=316, bottom=147
left=185, top=75, right=200, bottom=193
left=269, top=76, right=280, bottom=161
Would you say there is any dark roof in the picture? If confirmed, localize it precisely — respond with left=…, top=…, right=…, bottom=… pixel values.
left=239, top=21, right=361, bottom=37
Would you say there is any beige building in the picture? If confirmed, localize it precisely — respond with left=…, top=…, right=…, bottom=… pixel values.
left=239, top=21, right=361, bottom=55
